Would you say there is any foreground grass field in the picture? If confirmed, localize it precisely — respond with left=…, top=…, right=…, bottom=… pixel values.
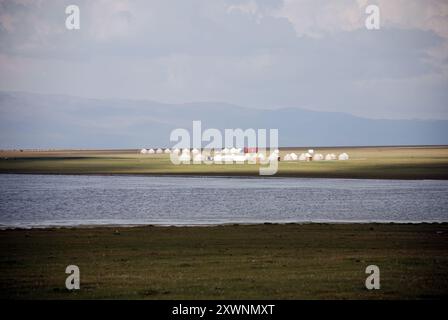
left=0, top=223, right=447, bottom=299
left=0, top=146, right=448, bottom=179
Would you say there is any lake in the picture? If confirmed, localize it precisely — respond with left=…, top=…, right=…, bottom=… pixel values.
left=0, top=174, right=447, bottom=228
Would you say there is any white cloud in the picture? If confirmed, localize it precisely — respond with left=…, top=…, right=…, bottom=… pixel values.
left=0, top=0, right=447, bottom=119
left=271, top=0, right=448, bottom=39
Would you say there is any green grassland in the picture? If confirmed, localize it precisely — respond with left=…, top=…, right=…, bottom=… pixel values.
left=1, top=146, right=448, bottom=179
left=0, top=223, right=447, bottom=299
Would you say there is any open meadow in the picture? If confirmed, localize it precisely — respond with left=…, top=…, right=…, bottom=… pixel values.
left=1, top=146, right=447, bottom=179
left=0, top=223, right=447, bottom=299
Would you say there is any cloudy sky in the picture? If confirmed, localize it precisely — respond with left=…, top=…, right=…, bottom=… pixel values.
left=0, top=0, right=447, bottom=119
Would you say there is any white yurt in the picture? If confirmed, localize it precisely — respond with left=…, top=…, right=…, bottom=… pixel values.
left=140, top=148, right=147, bottom=154
left=268, top=153, right=279, bottom=161
left=233, top=154, right=246, bottom=163
left=223, top=154, right=235, bottom=163
left=308, top=149, right=315, bottom=154
left=313, top=153, right=324, bottom=161
left=290, top=152, right=298, bottom=161
left=173, top=148, right=180, bottom=154
left=148, top=148, right=155, bottom=154
left=236, top=148, right=242, bottom=154
left=192, top=148, right=200, bottom=155
left=193, top=153, right=203, bottom=162
left=156, top=148, right=163, bottom=154
left=182, top=148, right=190, bottom=154
left=230, top=147, right=238, bottom=154
left=245, top=153, right=257, bottom=162
left=219, top=154, right=229, bottom=162
left=325, top=153, right=336, bottom=160
left=304, top=152, right=312, bottom=161
left=338, top=153, right=349, bottom=160
left=273, top=149, right=280, bottom=154
left=298, top=153, right=307, bottom=161
left=284, top=154, right=292, bottom=161
left=164, top=148, right=171, bottom=154
left=179, top=153, right=191, bottom=162
left=222, top=148, right=230, bottom=154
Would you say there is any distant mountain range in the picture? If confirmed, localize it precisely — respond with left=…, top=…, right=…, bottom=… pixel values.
left=0, top=91, right=447, bottom=149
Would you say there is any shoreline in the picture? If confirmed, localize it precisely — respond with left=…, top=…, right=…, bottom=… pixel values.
left=2, top=171, right=448, bottom=180
left=1, top=220, right=448, bottom=231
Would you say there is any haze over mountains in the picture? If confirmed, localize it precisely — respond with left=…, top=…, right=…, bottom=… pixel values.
left=0, top=91, right=447, bottom=149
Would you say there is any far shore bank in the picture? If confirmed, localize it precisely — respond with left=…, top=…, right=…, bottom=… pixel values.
left=1, top=171, right=448, bottom=180
left=1, top=146, right=448, bottom=180
left=1, top=220, right=447, bottom=231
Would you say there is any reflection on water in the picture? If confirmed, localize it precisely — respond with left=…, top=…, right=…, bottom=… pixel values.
left=0, top=174, right=447, bottom=227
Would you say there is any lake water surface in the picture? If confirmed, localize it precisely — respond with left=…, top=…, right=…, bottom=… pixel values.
left=0, top=174, right=447, bottom=228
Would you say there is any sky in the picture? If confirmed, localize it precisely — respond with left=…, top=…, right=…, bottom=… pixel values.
left=0, top=0, right=447, bottom=120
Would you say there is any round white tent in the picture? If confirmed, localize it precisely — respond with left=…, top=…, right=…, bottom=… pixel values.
left=179, top=153, right=191, bottom=162
left=182, top=148, right=190, bottom=154
left=148, top=148, right=155, bottom=154
left=298, top=153, right=307, bottom=161
left=338, top=153, right=349, bottom=160
left=283, top=154, right=292, bottom=161
left=308, top=149, right=314, bottom=154
left=140, top=148, right=147, bottom=154
left=173, top=148, right=180, bottom=154
left=313, top=153, right=324, bottom=161
left=245, top=153, right=257, bottom=163
left=290, top=152, right=298, bottom=161
left=164, top=148, right=171, bottom=154
left=222, top=154, right=234, bottom=163
left=193, top=153, right=203, bottom=162
left=156, top=148, right=163, bottom=154
left=214, top=154, right=223, bottom=163
left=192, top=148, right=200, bottom=155
left=268, top=153, right=279, bottom=161
left=233, top=154, right=246, bottom=163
